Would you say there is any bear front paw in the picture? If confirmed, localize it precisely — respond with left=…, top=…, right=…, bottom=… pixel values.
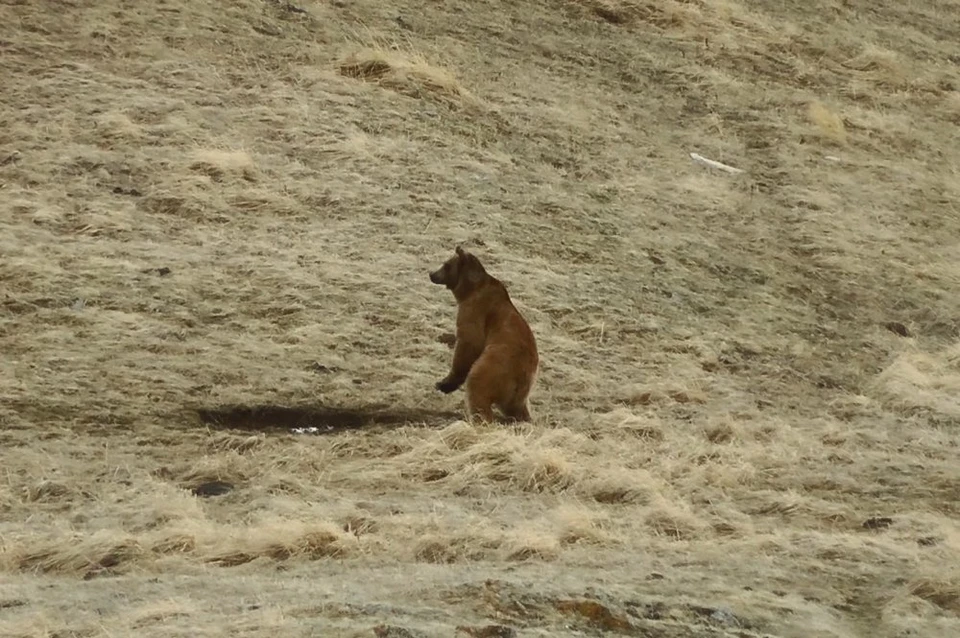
left=436, top=379, right=458, bottom=394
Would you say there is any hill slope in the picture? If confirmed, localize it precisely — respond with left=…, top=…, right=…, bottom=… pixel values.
left=1, top=0, right=959, bottom=636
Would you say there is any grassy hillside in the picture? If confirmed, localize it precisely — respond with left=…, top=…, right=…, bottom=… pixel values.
left=2, top=0, right=959, bottom=636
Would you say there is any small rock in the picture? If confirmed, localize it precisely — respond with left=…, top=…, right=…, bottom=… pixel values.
left=0, top=151, right=22, bottom=166
left=556, top=599, right=633, bottom=632
left=862, top=516, right=894, bottom=530
left=307, top=362, right=339, bottom=374
left=883, top=321, right=911, bottom=337
left=629, top=601, right=665, bottom=620
left=917, top=536, right=940, bottom=547
left=191, top=481, right=234, bottom=497
left=112, top=185, right=143, bottom=197
left=141, top=266, right=171, bottom=276
left=647, top=572, right=665, bottom=580
left=709, top=608, right=740, bottom=626
left=282, top=2, right=308, bottom=14
left=71, top=298, right=86, bottom=311
left=691, top=605, right=742, bottom=627
left=253, top=22, right=282, bottom=37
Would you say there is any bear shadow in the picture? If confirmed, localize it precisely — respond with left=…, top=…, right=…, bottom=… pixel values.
left=194, top=403, right=462, bottom=435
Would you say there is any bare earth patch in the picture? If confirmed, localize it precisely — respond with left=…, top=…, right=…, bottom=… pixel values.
left=1, top=0, right=959, bottom=636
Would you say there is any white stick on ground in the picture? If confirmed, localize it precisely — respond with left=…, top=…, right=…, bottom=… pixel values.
left=689, top=152, right=744, bottom=174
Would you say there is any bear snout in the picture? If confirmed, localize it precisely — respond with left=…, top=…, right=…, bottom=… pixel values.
left=429, top=270, right=443, bottom=284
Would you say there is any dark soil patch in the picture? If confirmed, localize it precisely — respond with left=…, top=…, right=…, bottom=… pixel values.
left=191, top=480, right=235, bottom=497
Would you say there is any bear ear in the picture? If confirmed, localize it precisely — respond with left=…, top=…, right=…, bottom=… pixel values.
left=455, top=245, right=465, bottom=257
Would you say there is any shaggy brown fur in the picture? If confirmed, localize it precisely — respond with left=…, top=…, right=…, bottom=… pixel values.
left=429, top=246, right=539, bottom=422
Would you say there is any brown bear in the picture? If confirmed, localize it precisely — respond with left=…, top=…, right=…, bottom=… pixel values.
left=429, top=246, right=539, bottom=423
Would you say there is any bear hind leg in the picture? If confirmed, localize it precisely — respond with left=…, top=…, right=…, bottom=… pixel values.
left=500, top=400, right=531, bottom=423
left=464, top=355, right=500, bottom=424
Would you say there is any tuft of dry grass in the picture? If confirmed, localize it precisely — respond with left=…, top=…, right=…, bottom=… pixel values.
left=16, top=533, right=144, bottom=577
left=807, top=100, right=848, bottom=146
left=188, top=149, right=259, bottom=183
left=874, top=343, right=960, bottom=418
left=909, top=578, right=960, bottom=614
left=843, top=44, right=911, bottom=88
left=338, top=45, right=475, bottom=106
left=202, top=521, right=352, bottom=566
left=553, top=505, right=617, bottom=546
left=643, top=496, right=711, bottom=540
left=577, top=0, right=695, bottom=28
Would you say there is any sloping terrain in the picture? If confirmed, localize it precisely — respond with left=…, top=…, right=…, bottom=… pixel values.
left=1, top=0, right=959, bottom=636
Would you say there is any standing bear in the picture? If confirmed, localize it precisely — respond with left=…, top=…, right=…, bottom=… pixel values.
left=429, top=246, right=539, bottom=422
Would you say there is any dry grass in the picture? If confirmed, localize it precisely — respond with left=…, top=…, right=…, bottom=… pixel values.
left=338, top=46, right=474, bottom=106
left=807, top=100, right=848, bottom=146
left=1, top=0, right=960, bottom=636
